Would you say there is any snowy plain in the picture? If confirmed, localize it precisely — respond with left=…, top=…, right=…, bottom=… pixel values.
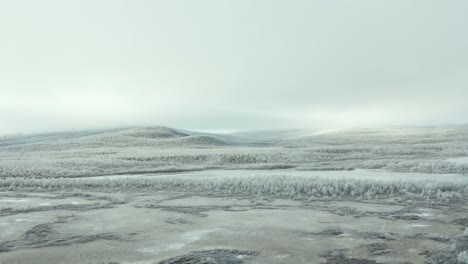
left=1, top=126, right=468, bottom=264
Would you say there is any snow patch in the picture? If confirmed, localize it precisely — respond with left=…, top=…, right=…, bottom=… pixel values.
left=2, top=199, right=29, bottom=203
left=410, top=224, right=430, bottom=228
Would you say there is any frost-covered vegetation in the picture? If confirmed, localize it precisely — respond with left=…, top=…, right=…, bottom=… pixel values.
left=2, top=174, right=467, bottom=202
left=1, top=125, right=468, bottom=264
left=1, top=126, right=468, bottom=178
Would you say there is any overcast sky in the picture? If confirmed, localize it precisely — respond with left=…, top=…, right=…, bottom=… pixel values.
left=1, top=0, right=467, bottom=135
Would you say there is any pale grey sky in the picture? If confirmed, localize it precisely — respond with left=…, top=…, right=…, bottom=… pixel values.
left=1, top=0, right=467, bottom=134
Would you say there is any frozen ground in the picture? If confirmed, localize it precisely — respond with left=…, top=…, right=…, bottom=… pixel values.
left=1, top=126, right=468, bottom=263
left=0, top=188, right=467, bottom=264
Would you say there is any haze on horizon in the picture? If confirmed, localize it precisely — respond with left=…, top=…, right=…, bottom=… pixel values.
left=1, top=0, right=468, bottom=135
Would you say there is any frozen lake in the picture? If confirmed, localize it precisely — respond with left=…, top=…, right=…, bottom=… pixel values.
left=1, top=187, right=467, bottom=264
left=1, top=167, right=468, bottom=264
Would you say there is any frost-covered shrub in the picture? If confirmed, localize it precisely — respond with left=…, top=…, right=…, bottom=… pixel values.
left=1, top=174, right=467, bottom=202
left=1, top=126, right=468, bottom=178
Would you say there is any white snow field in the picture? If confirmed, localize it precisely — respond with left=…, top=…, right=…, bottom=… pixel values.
left=1, top=126, right=468, bottom=264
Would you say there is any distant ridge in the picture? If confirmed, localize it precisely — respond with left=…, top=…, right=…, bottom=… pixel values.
left=117, top=127, right=188, bottom=139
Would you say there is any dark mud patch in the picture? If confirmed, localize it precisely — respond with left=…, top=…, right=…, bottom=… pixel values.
left=138, top=204, right=278, bottom=217
left=321, top=249, right=379, bottom=264
left=0, top=223, right=124, bottom=253
left=157, top=249, right=258, bottom=264
left=407, top=233, right=451, bottom=243
left=54, top=214, right=79, bottom=223
left=361, top=231, right=403, bottom=240
left=0, top=202, right=114, bottom=217
left=154, top=193, right=195, bottom=203
left=387, top=213, right=422, bottom=220
left=315, top=228, right=345, bottom=236
left=138, top=205, right=219, bottom=217
left=425, top=236, right=468, bottom=264
left=50, top=192, right=114, bottom=201
left=165, top=217, right=190, bottom=225
left=366, top=242, right=392, bottom=255
left=327, top=206, right=365, bottom=217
